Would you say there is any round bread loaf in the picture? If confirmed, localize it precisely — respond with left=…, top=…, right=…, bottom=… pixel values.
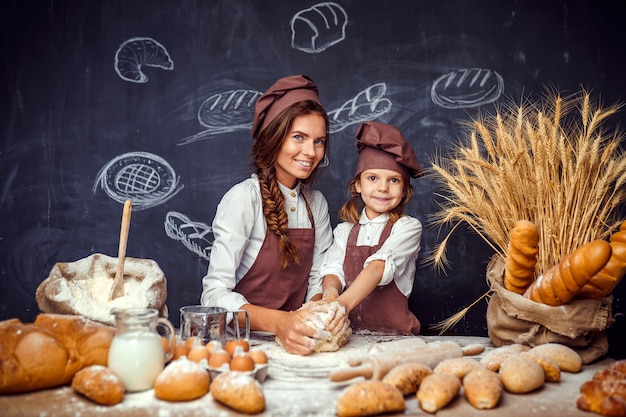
left=154, top=357, right=210, bottom=401
left=72, top=365, right=124, bottom=406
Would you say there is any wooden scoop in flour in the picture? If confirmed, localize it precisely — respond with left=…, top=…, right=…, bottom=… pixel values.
left=109, top=199, right=132, bottom=301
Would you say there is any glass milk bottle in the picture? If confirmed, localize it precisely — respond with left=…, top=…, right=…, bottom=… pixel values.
left=108, top=308, right=175, bottom=392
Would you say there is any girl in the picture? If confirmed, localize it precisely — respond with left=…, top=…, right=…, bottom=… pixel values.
left=201, top=75, right=336, bottom=355
left=320, top=121, right=423, bottom=335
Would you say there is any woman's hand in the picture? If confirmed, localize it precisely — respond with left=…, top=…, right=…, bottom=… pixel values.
left=274, top=309, right=331, bottom=355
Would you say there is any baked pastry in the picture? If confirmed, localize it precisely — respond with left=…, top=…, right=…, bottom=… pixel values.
left=210, top=371, right=265, bottom=414
left=577, top=360, right=626, bottom=416
left=336, top=380, right=405, bottom=417
left=503, top=220, right=540, bottom=294
left=72, top=365, right=124, bottom=405
left=154, top=357, right=210, bottom=402
left=0, top=314, right=114, bottom=394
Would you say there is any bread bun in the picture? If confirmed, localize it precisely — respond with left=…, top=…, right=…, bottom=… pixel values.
left=72, top=365, right=124, bottom=406
left=154, top=357, right=210, bottom=402
left=210, top=371, right=265, bottom=414
left=577, top=360, right=626, bottom=416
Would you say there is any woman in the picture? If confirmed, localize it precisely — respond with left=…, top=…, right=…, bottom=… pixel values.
left=201, top=75, right=336, bottom=355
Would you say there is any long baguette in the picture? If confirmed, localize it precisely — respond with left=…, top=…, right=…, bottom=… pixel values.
left=578, top=222, right=626, bottom=299
left=524, top=240, right=612, bottom=306
left=504, top=220, right=540, bottom=294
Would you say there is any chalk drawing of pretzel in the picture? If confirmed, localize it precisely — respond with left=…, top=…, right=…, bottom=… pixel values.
left=328, top=83, right=392, bottom=133
left=93, top=151, right=183, bottom=210
left=114, top=37, right=174, bottom=83
left=164, top=211, right=213, bottom=261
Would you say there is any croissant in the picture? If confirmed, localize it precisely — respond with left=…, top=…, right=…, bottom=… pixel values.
left=524, top=240, right=612, bottom=306
left=503, top=220, right=539, bottom=294
left=577, top=221, right=626, bottom=299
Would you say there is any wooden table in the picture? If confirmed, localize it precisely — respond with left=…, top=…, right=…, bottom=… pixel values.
left=0, top=334, right=611, bottom=416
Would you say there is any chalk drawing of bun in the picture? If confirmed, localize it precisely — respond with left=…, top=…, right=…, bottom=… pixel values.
left=328, top=83, right=392, bottom=133
left=164, top=211, right=214, bottom=261
left=178, top=89, right=262, bottom=146
left=114, top=37, right=174, bottom=83
left=431, top=68, right=504, bottom=109
left=93, top=151, right=183, bottom=210
left=291, top=2, right=348, bottom=53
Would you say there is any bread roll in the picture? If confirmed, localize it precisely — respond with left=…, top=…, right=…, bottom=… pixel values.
left=479, top=344, right=530, bottom=371
left=434, top=357, right=484, bottom=380
left=463, top=368, right=502, bottom=409
left=504, top=220, right=540, bottom=294
left=499, top=355, right=545, bottom=394
left=154, top=357, right=210, bottom=401
left=416, top=372, right=461, bottom=413
left=71, top=365, right=124, bottom=406
left=336, top=381, right=405, bottom=417
left=0, top=314, right=114, bottom=394
left=210, top=371, right=265, bottom=414
left=527, top=343, right=582, bottom=373
left=382, top=363, right=432, bottom=395
left=521, top=351, right=561, bottom=382
left=524, top=240, right=612, bottom=305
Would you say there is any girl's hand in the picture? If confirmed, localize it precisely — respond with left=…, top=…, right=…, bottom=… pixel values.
left=274, top=309, right=330, bottom=355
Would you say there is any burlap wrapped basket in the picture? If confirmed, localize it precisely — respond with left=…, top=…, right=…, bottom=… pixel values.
left=485, top=255, right=613, bottom=364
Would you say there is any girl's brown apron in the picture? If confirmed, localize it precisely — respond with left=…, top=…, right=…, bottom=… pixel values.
left=234, top=227, right=315, bottom=312
left=343, top=221, right=421, bottom=335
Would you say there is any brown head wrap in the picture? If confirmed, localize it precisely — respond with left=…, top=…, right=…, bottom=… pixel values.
left=355, top=121, right=423, bottom=181
left=251, top=74, right=322, bottom=139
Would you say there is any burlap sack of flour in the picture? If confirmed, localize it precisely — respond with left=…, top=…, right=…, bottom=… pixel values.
left=485, top=255, right=613, bottom=364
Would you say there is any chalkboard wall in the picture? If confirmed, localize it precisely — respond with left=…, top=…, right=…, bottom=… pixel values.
left=1, top=0, right=624, bottom=358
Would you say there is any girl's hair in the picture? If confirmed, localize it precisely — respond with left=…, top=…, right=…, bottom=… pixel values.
left=251, top=100, right=329, bottom=269
left=338, top=175, right=414, bottom=224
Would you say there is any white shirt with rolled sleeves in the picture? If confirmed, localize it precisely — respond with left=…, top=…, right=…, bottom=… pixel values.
left=200, top=175, right=334, bottom=312
left=319, top=211, right=422, bottom=297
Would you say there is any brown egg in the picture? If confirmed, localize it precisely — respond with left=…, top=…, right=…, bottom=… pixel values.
left=248, top=349, right=268, bottom=365
left=185, top=336, right=203, bottom=350
left=187, top=345, right=210, bottom=363
left=205, top=340, right=222, bottom=355
left=208, top=349, right=231, bottom=368
left=173, top=342, right=191, bottom=360
left=230, top=353, right=255, bottom=372
left=225, top=339, right=250, bottom=357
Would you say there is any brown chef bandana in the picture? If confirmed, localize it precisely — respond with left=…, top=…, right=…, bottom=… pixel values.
left=355, top=121, right=423, bottom=181
left=251, top=74, right=322, bottom=139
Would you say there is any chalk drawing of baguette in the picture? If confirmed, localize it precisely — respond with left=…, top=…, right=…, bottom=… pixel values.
left=328, top=83, right=392, bottom=133
left=291, top=2, right=348, bottom=54
left=114, top=37, right=174, bottom=83
left=93, top=151, right=183, bottom=210
left=164, top=211, right=213, bottom=261
left=178, top=89, right=261, bottom=146
left=431, top=68, right=504, bottom=109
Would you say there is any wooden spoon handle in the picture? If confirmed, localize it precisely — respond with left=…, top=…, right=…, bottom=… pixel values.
left=116, top=199, right=132, bottom=276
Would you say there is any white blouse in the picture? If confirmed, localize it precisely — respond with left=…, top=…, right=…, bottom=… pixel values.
left=319, top=211, right=422, bottom=297
left=201, top=175, right=333, bottom=312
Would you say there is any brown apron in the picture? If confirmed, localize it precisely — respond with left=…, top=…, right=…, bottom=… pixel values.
left=234, top=226, right=315, bottom=312
left=344, top=221, right=421, bottom=335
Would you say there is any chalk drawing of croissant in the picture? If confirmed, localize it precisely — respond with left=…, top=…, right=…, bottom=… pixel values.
left=328, top=83, right=392, bottom=133
left=291, top=2, right=348, bottom=53
left=93, top=151, right=183, bottom=210
left=164, top=211, right=213, bottom=261
left=114, top=37, right=174, bottom=83
left=178, top=89, right=261, bottom=146
left=431, top=68, right=504, bottom=109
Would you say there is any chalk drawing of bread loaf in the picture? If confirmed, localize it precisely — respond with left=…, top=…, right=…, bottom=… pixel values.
left=178, top=89, right=261, bottom=145
left=164, top=211, right=214, bottom=261
left=291, top=2, right=348, bottom=53
left=114, top=37, right=174, bottom=83
left=93, top=151, right=183, bottom=210
left=431, top=68, right=504, bottom=109
left=328, top=83, right=392, bottom=133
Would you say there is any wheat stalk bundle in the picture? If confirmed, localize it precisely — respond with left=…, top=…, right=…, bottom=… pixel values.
left=427, top=88, right=626, bottom=333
